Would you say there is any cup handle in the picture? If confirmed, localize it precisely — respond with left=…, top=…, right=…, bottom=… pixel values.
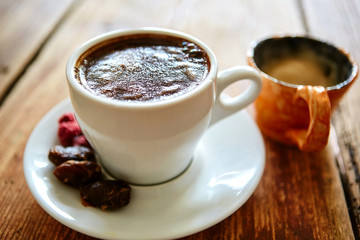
left=209, top=66, right=262, bottom=126
left=286, top=86, right=331, bottom=151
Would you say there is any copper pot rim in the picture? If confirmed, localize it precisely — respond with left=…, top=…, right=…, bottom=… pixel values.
left=247, top=34, right=359, bottom=91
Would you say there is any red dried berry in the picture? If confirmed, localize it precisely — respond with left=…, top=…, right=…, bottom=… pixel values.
left=58, top=113, right=76, bottom=123
left=73, top=135, right=91, bottom=149
left=58, top=121, right=82, bottom=146
left=57, top=113, right=92, bottom=148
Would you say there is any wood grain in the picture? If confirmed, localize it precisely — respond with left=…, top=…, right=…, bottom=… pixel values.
left=0, top=0, right=356, bottom=239
left=302, top=0, right=360, bottom=235
left=0, top=1, right=185, bottom=239
left=0, top=0, right=74, bottom=102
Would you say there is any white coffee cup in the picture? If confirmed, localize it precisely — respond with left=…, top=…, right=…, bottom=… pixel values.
left=66, top=28, right=262, bottom=185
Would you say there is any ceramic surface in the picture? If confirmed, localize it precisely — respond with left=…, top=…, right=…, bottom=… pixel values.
left=24, top=99, right=265, bottom=240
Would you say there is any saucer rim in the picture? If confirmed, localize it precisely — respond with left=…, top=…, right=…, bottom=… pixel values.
left=23, top=98, right=265, bottom=239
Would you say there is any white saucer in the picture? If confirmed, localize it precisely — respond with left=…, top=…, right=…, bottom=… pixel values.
left=24, top=99, right=265, bottom=240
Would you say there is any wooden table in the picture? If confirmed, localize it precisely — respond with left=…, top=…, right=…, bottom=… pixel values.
left=1, top=0, right=359, bottom=239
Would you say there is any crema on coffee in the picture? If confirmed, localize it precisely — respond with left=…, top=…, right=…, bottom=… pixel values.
left=75, top=34, right=210, bottom=102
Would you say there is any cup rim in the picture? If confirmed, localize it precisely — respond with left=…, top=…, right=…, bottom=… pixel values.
left=247, top=34, right=359, bottom=91
left=66, top=27, right=217, bottom=109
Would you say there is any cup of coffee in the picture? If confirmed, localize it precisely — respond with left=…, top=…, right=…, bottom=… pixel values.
left=247, top=35, right=358, bottom=152
left=66, top=28, right=262, bottom=185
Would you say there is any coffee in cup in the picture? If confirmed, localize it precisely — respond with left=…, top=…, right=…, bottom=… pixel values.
left=66, top=28, right=262, bottom=185
left=75, top=34, right=210, bottom=102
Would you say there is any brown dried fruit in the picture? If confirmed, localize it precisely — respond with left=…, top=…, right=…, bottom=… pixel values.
left=53, top=160, right=102, bottom=187
left=48, top=145, right=95, bottom=166
left=80, top=180, right=131, bottom=210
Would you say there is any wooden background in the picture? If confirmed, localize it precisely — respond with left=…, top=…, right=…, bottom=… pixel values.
left=1, top=0, right=359, bottom=239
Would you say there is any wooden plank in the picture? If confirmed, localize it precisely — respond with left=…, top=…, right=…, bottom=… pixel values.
left=0, top=0, right=355, bottom=239
left=302, top=0, right=360, bottom=236
left=171, top=0, right=305, bottom=99
left=0, top=0, right=74, bottom=101
left=177, top=7, right=352, bottom=239
left=171, top=0, right=304, bottom=68
left=183, top=132, right=353, bottom=239
left=0, top=1, right=190, bottom=239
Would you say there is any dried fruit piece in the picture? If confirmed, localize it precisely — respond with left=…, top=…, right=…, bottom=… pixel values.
left=48, top=145, right=95, bottom=166
left=57, top=113, right=91, bottom=148
left=72, top=135, right=90, bottom=147
left=53, top=160, right=102, bottom=187
left=58, top=113, right=76, bottom=123
left=58, top=119, right=82, bottom=146
left=80, top=180, right=131, bottom=210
